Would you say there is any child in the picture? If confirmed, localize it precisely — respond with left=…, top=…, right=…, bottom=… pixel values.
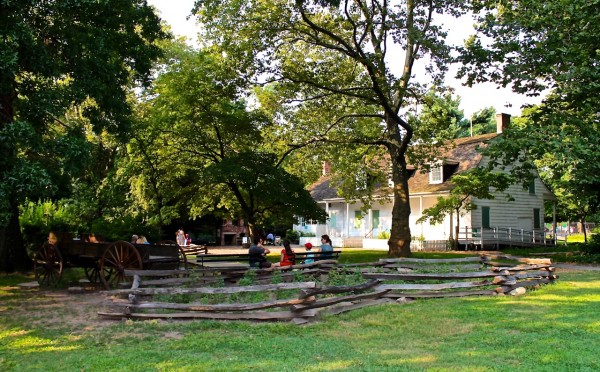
left=273, top=239, right=295, bottom=267
left=303, top=242, right=314, bottom=264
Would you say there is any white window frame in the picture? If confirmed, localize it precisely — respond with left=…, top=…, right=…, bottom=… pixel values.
left=429, top=162, right=443, bottom=184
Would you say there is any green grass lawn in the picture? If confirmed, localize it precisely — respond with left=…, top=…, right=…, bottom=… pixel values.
left=1, top=252, right=599, bottom=371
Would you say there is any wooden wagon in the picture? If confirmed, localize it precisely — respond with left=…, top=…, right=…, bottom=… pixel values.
left=33, top=233, right=187, bottom=288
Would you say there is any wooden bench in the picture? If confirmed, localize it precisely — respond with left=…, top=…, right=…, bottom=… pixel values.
left=181, top=245, right=208, bottom=257
left=188, top=250, right=341, bottom=268
left=293, top=251, right=341, bottom=264
left=189, top=253, right=250, bottom=268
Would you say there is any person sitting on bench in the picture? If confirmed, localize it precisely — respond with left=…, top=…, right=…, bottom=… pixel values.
left=302, top=242, right=315, bottom=264
left=273, top=239, right=295, bottom=267
left=249, top=237, right=271, bottom=268
left=320, top=234, right=334, bottom=259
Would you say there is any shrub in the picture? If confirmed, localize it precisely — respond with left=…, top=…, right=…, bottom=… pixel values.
left=377, top=230, right=390, bottom=239
left=285, top=229, right=300, bottom=243
left=581, top=234, right=600, bottom=255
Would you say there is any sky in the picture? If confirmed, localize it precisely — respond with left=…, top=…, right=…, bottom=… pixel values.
left=147, top=0, right=543, bottom=118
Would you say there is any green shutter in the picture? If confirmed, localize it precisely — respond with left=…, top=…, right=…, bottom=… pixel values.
left=528, top=180, right=536, bottom=194
left=372, top=210, right=380, bottom=228
left=482, top=207, right=491, bottom=228
left=329, top=213, right=337, bottom=229
left=533, top=208, right=541, bottom=229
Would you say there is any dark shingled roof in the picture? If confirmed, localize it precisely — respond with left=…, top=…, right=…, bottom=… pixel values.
left=308, top=176, right=339, bottom=201
left=309, top=133, right=499, bottom=201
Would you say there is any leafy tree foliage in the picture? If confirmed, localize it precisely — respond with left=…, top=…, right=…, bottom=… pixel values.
left=459, top=0, right=599, bottom=104
left=455, top=107, right=496, bottom=138
left=407, top=88, right=466, bottom=169
left=458, top=0, right=600, bottom=241
left=194, top=0, right=471, bottom=256
left=133, top=43, right=326, bottom=239
left=0, top=1, right=167, bottom=271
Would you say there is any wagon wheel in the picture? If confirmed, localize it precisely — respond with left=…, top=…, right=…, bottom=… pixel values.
left=33, top=242, right=63, bottom=286
left=99, top=241, right=142, bottom=289
left=84, top=263, right=104, bottom=284
left=157, top=240, right=188, bottom=270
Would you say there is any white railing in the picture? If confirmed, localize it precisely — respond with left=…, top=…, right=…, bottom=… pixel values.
left=458, top=226, right=555, bottom=249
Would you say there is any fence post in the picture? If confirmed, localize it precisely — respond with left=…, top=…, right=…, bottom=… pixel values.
left=481, top=228, right=484, bottom=250
left=520, top=229, right=524, bottom=243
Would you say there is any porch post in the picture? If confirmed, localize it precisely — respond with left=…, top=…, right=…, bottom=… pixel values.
left=325, top=202, right=330, bottom=235
left=368, top=209, right=373, bottom=238
left=552, top=201, right=557, bottom=246
left=449, top=209, right=454, bottom=241
left=346, top=202, right=350, bottom=238
left=419, top=195, right=424, bottom=237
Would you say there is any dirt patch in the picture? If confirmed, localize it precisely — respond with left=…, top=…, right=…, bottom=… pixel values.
left=1, top=285, right=118, bottom=332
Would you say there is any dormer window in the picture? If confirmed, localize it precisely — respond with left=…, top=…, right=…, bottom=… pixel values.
left=429, top=163, right=443, bottom=184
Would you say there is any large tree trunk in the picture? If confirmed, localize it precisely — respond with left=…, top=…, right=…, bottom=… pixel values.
left=0, top=88, right=31, bottom=271
left=0, top=201, right=31, bottom=272
left=247, top=219, right=256, bottom=242
left=388, top=153, right=412, bottom=257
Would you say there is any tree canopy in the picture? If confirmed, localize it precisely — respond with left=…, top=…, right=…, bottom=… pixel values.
left=459, top=0, right=600, bottom=236
left=0, top=0, right=167, bottom=271
left=130, top=42, right=326, bottom=238
left=194, top=0, right=471, bottom=256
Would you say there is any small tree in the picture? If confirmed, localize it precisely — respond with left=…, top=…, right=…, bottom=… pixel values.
left=418, top=168, right=513, bottom=249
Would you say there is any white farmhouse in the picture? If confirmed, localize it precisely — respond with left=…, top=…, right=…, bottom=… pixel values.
left=294, top=114, right=556, bottom=250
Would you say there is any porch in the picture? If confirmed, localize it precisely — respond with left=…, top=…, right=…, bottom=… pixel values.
left=299, top=226, right=556, bottom=251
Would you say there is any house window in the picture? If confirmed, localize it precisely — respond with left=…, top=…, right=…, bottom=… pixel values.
left=372, top=210, right=380, bottom=229
left=533, top=208, right=541, bottom=229
left=429, top=164, right=443, bottom=184
left=528, top=179, right=536, bottom=194
left=482, top=206, right=491, bottom=228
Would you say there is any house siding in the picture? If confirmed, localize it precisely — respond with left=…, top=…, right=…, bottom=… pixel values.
left=469, top=161, right=550, bottom=233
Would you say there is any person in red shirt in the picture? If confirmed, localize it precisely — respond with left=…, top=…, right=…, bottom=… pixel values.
left=273, top=239, right=295, bottom=267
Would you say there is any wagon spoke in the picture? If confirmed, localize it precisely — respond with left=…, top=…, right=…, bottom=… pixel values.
left=103, top=256, right=119, bottom=268
left=106, top=249, right=121, bottom=266
left=99, top=241, right=142, bottom=289
left=34, top=243, right=62, bottom=287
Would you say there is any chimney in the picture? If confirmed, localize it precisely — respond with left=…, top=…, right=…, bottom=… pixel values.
left=495, top=113, right=511, bottom=133
left=322, top=161, right=331, bottom=176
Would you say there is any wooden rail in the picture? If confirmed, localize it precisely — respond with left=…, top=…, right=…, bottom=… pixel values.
left=99, top=255, right=557, bottom=324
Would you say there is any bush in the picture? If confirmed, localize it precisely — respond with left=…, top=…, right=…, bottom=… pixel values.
left=377, top=230, right=390, bottom=239
left=580, top=234, right=600, bottom=255
left=285, top=229, right=300, bottom=244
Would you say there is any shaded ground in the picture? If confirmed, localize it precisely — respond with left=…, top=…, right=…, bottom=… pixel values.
left=0, top=283, right=113, bottom=333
